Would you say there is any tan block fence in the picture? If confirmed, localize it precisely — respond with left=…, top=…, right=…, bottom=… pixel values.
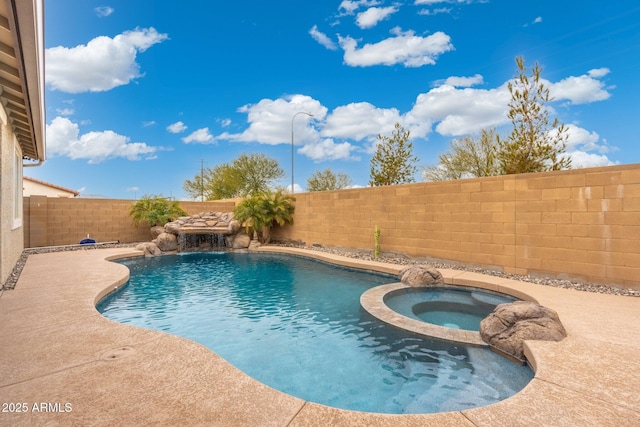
left=23, top=197, right=236, bottom=248
left=272, top=164, right=640, bottom=289
left=23, top=164, right=640, bottom=288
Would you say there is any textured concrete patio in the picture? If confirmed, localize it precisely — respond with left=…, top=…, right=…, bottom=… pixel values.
left=0, top=247, right=638, bottom=426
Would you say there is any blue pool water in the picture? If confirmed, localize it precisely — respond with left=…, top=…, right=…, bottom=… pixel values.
left=97, top=253, right=533, bottom=414
left=385, top=287, right=517, bottom=331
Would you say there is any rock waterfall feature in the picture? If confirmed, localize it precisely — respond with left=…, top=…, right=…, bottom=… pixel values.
left=136, top=212, right=251, bottom=256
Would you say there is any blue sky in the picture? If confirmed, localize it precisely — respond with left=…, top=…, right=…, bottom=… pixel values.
left=29, top=0, right=640, bottom=199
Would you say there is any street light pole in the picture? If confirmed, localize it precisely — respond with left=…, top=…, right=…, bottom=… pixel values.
left=291, top=111, right=313, bottom=194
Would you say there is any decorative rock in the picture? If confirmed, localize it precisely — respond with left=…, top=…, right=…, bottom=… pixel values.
left=150, top=225, right=164, bottom=239
left=164, top=221, right=181, bottom=234
left=229, top=220, right=241, bottom=234
left=150, top=212, right=248, bottom=253
left=155, top=232, right=178, bottom=252
left=164, top=211, right=238, bottom=235
left=248, top=239, right=261, bottom=251
left=135, top=242, right=162, bottom=257
left=232, top=233, right=251, bottom=249
left=398, top=265, right=444, bottom=286
left=480, top=301, right=567, bottom=361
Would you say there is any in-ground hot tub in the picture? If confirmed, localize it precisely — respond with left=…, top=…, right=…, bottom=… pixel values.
left=385, top=286, right=517, bottom=331
left=361, top=283, right=520, bottom=346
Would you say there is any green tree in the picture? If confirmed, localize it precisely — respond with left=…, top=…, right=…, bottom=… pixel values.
left=183, top=153, right=285, bottom=200
left=496, top=56, right=571, bottom=174
left=129, top=195, right=187, bottom=227
left=369, top=123, right=419, bottom=186
left=423, top=129, right=500, bottom=181
left=233, top=190, right=295, bottom=244
left=307, top=168, right=352, bottom=191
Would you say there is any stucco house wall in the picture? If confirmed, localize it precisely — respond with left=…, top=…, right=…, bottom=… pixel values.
left=0, top=0, right=45, bottom=285
left=0, top=102, right=23, bottom=284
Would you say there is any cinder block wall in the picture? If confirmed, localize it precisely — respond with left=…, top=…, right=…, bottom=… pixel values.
left=23, top=198, right=236, bottom=247
left=273, top=164, right=640, bottom=288
left=22, top=164, right=639, bottom=288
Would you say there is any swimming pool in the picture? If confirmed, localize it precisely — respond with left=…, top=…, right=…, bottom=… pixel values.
left=97, top=252, right=533, bottom=414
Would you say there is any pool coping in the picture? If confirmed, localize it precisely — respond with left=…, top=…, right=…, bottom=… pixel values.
left=1, top=246, right=639, bottom=426
left=360, top=283, right=488, bottom=346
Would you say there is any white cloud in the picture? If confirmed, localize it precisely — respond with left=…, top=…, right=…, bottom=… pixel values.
left=213, top=67, right=612, bottom=163
left=46, top=117, right=158, bottom=163
left=322, top=102, right=401, bottom=141
left=95, top=6, right=114, bottom=17
left=142, top=121, right=156, bottom=127
left=219, top=118, right=232, bottom=127
left=286, top=183, right=305, bottom=194
left=549, top=72, right=611, bottom=104
left=126, top=186, right=139, bottom=192
left=309, top=25, right=338, bottom=50
left=545, top=124, right=616, bottom=168
left=416, top=1, right=483, bottom=16
left=405, top=69, right=612, bottom=137
left=441, top=74, right=484, bottom=87
left=563, top=124, right=602, bottom=151
left=182, top=128, right=214, bottom=144
left=407, top=83, right=511, bottom=136
left=167, top=121, right=187, bottom=133
left=338, top=0, right=381, bottom=15
left=218, top=95, right=326, bottom=145
left=339, top=28, right=453, bottom=67
left=56, top=108, right=74, bottom=116
left=356, top=6, right=398, bottom=29
left=588, top=68, right=610, bottom=78
left=418, top=7, right=452, bottom=16
left=298, top=138, right=358, bottom=161
left=533, top=16, right=543, bottom=24
left=567, top=151, right=617, bottom=168
left=45, top=27, right=168, bottom=93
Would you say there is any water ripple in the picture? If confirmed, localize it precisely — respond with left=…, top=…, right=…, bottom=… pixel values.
left=98, top=253, right=533, bottom=414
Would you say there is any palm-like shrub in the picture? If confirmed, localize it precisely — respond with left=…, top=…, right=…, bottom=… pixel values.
left=233, top=194, right=268, bottom=237
left=129, top=195, right=187, bottom=227
left=233, top=190, right=295, bottom=243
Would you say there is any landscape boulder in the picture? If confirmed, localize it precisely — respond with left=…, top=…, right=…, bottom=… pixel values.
left=139, top=212, right=248, bottom=254
left=480, top=301, right=567, bottom=361
left=248, top=238, right=261, bottom=251
left=150, top=225, right=164, bottom=239
left=135, top=242, right=162, bottom=257
left=155, top=232, right=178, bottom=252
left=231, top=233, right=251, bottom=249
left=228, top=220, right=241, bottom=234
left=398, top=265, right=444, bottom=287
left=164, top=212, right=237, bottom=235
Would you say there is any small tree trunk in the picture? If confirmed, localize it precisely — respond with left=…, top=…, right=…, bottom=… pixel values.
left=261, top=226, right=271, bottom=244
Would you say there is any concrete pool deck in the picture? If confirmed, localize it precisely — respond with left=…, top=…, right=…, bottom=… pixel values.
left=0, top=247, right=638, bottom=426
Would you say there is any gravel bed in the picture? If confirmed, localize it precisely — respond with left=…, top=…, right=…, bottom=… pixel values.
left=3, top=241, right=638, bottom=297
left=273, top=242, right=640, bottom=297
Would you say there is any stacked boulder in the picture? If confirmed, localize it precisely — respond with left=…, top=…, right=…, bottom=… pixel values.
left=136, top=211, right=251, bottom=256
